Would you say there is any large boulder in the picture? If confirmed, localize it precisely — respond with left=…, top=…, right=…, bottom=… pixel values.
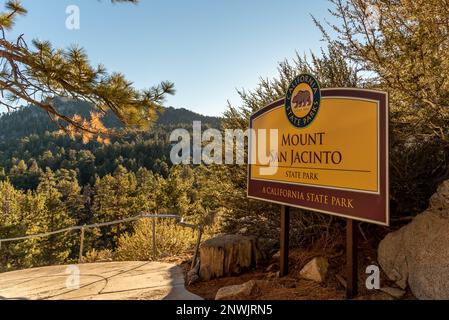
left=378, top=180, right=449, bottom=299
left=215, top=280, right=258, bottom=300
left=199, top=234, right=263, bottom=281
left=214, top=280, right=279, bottom=300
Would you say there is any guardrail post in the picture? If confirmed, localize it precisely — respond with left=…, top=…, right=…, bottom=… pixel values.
left=152, top=219, right=157, bottom=259
left=191, top=226, right=203, bottom=269
left=79, top=226, right=85, bottom=263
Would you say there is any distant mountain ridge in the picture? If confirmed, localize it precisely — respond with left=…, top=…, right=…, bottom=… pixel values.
left=157, top=106, right=221, bottom=127
left=0, top=99, right=221, bottom=140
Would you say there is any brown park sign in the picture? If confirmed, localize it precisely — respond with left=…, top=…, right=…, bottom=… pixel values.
left=247, top=74, right=389, bottom=226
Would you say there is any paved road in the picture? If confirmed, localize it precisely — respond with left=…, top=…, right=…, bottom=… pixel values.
left=0, top=261, right=202, bottom=300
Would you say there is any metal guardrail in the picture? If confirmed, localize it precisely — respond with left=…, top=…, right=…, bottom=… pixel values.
left=0, top=214, right=203, bottom=269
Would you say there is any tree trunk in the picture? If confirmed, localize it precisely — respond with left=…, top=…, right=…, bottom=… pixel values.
left=199, top=234, right=263, bottom=281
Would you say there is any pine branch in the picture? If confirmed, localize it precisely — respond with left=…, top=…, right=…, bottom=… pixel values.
left=0, top=0, right=174, bottom=142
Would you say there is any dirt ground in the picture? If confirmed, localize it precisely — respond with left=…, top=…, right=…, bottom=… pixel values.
left=175, top=236, right=416, bottom=301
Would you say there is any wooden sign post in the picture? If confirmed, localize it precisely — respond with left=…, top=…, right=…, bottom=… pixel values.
left=280, top=205, right=290, bottom=277
left=346, top=219, right=358, bottom=298
left=247, top=74, right=389, bottom=299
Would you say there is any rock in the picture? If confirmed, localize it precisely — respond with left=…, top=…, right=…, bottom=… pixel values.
left=378, top=179, right=449, bottom=299
left=265, top=263, right=277, bottom=273
left=199, top=234, right=263, bottom=281
left=215, top=280, right=258, bottom=300
left=379, top=287, right=406, bottom=299
left=272, top=250, right=280, bottom=259
left=265, top=271, right=279, bottom=280
left=299, top=257, right=329, bottom=283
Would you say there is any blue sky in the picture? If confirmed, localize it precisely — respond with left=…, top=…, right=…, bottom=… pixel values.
left=7, top=0, right=334, bottom=116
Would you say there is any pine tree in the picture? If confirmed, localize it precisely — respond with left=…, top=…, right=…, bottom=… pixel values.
left=0, top=180, right=24, bottom=231
left=92, top=166, right=138, bottom=247
left=0, top=168, right=6, bottom=181
left=55, top=169, right=86, bottom=224
left=9, top=159, right=28, bottom=189
left=26, top=159, right=42, bottom=189
left=28, top=159, right=41, bottom=175
left=135, top=167, right=158, bottom=214
left=0, top=180, right=27, bottom=271
left=163, top=165, right=194, bottom=216
left=0, top=0, right=174, bottom=141
left=20, top=190, right=48, bottom=269
left=315, top=0, right=449, bottom=216
left=31, top=168, right=75, bottom=266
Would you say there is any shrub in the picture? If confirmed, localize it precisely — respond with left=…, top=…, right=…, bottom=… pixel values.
left=115, top=218, right=197, bottom=261
left=82, top=248, right=114, bottom=263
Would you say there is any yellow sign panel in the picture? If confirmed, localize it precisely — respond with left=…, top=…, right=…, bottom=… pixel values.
left=247, top=80, right=389, bottom=226
left=251, top=97, right=379, bottom=193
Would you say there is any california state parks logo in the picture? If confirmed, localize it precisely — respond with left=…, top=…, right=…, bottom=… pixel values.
left=285, top=74, right=321, bottom=128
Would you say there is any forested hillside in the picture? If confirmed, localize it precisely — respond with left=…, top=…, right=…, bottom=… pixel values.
left=0, top=99, right=221, bottom=189
left=0, top=101, right=224, bottom=271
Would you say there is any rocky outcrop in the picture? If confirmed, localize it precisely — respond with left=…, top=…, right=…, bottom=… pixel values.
left=299, top=257, right=329, bottom=283
left=199, top=234, right=263, bottom=281
left=378, top=180, right=449, bottom=299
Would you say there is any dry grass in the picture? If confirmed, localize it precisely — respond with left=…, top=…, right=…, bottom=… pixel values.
left=116, top=219, right=198, bottom=261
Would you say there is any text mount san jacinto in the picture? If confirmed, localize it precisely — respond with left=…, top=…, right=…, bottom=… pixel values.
left=247, top=76, right=389, bottom=226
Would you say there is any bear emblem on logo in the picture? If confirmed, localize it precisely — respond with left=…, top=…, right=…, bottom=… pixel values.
left=292, top=90, right=311, bottom=108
